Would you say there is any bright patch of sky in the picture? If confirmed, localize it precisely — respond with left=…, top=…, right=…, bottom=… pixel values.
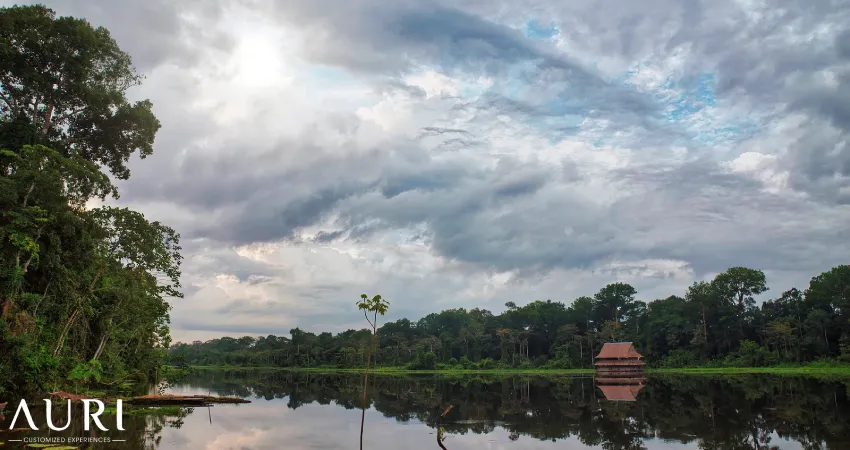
left=620, top=64, right=763, bottom=148
left=525, top=19, right=560, bottom=40
left=415, top=27, right=766, bottom=149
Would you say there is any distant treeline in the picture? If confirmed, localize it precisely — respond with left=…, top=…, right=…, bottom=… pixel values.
left=169, top=265, right=850, bottom=369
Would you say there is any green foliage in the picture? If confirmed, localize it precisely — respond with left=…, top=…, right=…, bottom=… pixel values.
left=0, top=4, right=160, bottom=180
left=0, top=5, right=179, bottom=399
left=660, top=350, right=702, bottom=368
left=69, top=359, right=103, bottom=383
left=840, top=334, right=850, bottom=363
left=727, top=340, right=776, bottom=367
left=409, top=352, right=437, bottom=370
left=171, top=265, right=850, bottom=373
left=357, top=294, right=390, bottom=319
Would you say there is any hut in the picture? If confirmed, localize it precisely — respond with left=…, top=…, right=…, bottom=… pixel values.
left=594, top=342, right=646, bottom=378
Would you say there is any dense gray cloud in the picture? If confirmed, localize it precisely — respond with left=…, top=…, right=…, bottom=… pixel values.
left=45, top=0, right=236, bottom=71
left=8, top=0, right=850, bottom=340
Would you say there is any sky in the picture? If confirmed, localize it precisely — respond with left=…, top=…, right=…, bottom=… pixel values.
left=8, top=0, right=850, bottom=342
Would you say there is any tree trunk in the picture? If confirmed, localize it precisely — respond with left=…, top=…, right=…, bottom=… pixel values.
left=359, top=314, right=378, bottom=450
left=2, top=188, right=40, bottom=321
left=589, top=332, right=595, bottom=366
left=41, top=102, right=54, bottom=137
left=824, top=327, right=830, bottom=350
left=93, top=332, right=110, bottom=361
left=20, top=181, right=35, bottom=210
left=579, top=340, right=583, bottom=367
left=1, top=298, right=11, bottom=321
left=53, top=266, right=105, bottom=356
left=53, top=307, right=80, bottom=356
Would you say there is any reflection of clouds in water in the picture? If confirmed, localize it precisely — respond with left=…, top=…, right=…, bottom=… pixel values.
left=205, top=427, right=266, bottom=450
left=153, top=380, right=821, bottom=450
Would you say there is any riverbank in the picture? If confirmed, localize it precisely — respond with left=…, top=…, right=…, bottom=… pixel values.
left=190, top=364, right=850, bottom=376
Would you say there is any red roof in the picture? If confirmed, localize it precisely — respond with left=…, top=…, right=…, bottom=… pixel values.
left=595, top=360, right=646, bottom=366
left=597, top=384, right=645, bottom=401
left=595, top=342, right=643, bottom=359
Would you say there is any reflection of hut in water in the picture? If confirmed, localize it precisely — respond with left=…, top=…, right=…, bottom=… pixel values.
left=594, top=342, right=647, bottom=401
left=594, top=342, right=646, bottom=378
left=596, top=383, right=645, bottom=401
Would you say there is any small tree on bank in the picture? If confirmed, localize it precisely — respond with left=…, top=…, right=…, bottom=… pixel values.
left=357, top=293, right=389, bottom=449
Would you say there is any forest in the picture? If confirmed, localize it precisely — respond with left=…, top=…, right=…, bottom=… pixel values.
left=170, top=265, right=850, bottom=370
left=0, top=5, right=182, bottom=398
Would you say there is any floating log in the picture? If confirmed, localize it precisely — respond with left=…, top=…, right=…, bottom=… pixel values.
left=130, top=394, right=250, bottom=406
left=50, top=391, right=90, bottom=401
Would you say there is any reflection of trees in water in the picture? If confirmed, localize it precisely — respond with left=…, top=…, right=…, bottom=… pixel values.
left=183, top=371, right=849, bottom=450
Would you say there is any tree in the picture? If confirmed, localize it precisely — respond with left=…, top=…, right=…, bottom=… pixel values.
left=764, top=320, right=793, bottom=360
left=53, top=206, right=182, bottom=358
left=600, top=321, right=624, bottom=343
left=0, top=5, right=160, bottom=180
left=166, top=264, right=849, bottom=374
left=711, top=267, right=768, bottom=312
left=356, top=293, right=389, bottom=450
left=1, top=144, right=114, bottom=320
left=1, top=5, right=176, bottom=398
left=593, top=283, right=637, bottom=323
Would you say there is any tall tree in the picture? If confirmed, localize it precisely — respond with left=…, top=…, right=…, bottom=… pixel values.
left=356, top=293, right=389, bottom=450
left=0, top=4, right=160, bottom=179
left=593, top=283, right=637, bottom=323
left=711, top=267, right=768, bottom=313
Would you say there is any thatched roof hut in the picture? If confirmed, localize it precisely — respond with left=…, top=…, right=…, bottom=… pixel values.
left=594, top=342, right=646, bottom=377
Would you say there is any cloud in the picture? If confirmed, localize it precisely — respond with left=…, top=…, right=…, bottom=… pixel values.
left=43, top=0, right=236, bottom=71
left=13, top=0, right=850, bottom=340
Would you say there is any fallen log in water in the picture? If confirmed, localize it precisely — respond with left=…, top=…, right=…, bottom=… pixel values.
left=130, top=394, right=250, bottom=406
left=50, top=391, right=90, bottom=401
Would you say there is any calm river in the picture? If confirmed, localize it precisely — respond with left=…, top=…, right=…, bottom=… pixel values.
left=2, top=371, right=849, bottom=449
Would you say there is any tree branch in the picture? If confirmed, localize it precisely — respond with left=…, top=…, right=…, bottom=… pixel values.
left=363, top=310, right=374, bottom=330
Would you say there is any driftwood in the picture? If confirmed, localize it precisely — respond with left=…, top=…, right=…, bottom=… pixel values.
left=50, top=391, right=90, bottom=401
left=130, top=394, right=250, bottom=406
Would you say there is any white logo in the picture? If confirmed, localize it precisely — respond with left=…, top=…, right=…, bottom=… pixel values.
left=8, top=399, right=125, bottom=432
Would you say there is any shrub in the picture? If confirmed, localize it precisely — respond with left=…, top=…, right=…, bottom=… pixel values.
left=729, top=340, right=776, bottom=367
left=409, top=352, right=437, bottom=370
left=533, top=356, right=548, bottom=367
left=476, top=358, right=495, bottom=370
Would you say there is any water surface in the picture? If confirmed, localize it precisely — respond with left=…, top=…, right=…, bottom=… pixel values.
left=2, top=371, right=849, bottom=449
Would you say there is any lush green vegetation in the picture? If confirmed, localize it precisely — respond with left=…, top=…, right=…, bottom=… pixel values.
left=189, top=363, right=850, bottom=377
left=0, top=5, right=182, bottom=399
left=171, top=265, right=850, bottom=371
